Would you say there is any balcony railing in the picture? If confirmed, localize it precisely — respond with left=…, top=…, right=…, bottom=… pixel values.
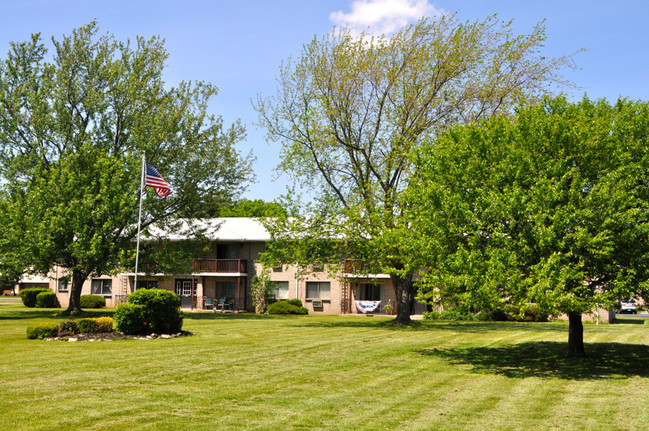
left=193, top=259, right=248, bottom=274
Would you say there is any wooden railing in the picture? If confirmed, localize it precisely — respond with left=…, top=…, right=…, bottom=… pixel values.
left=193, top=259, right=247, bottom=273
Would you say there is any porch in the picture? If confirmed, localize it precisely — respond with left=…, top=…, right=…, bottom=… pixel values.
left=188, top=259, right=249, bottom=312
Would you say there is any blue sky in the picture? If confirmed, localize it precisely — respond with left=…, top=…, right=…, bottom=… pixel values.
left=2, top=0, right=648, bottom=201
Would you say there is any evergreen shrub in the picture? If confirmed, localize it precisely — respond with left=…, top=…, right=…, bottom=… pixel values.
left=80, top=295, right=106, bottom=309
left=127, top=289, right=183, bottom=334
left=77, top=318, right=99, bottom=334
left=19, top=288, right=51, bottom=307
left=114, top=303, right=147, bottom=335
left=268, top=300, right=308, bottom=315
left=286, top=299, right=304, bottom=307
left=58, top=320, right=79, bottom=336
left=26, top=322, right=59, bottom=339
left=36, top=291, right=60, bottom=308
left=95, top=317, right=114, bottom=333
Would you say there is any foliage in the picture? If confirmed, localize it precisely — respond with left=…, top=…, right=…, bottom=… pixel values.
left=0, top=22, right=253, bottom=313
left=407, top=96, right=649, bottom=355
left=267, top=300, right=308, bottom=315
left=286, top=299, right=303, bottom=307
left=256, top=14, right=577, bottom=324
left=26, top=322, right=59, bottom=339
left=19, top=288, right=51, bottom=308
left=187, top=198, right=289, bottom=218
left=127, top=288, right=183, bottom=334
left=79, top=295, right=106, bottom=309
left=76, top=318, right=99, bottom=334
left=58, top=320, right=79, bottom=336
left=114, top=303, right=147, bottom=335
left=35, top=291, right=60, bottom=308
left=250, top=271, right=277, bottom=314
left=95, top=317, right=115, bottom=333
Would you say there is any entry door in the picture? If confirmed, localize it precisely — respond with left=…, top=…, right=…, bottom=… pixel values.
left=175, top=279, right=193, bottom=308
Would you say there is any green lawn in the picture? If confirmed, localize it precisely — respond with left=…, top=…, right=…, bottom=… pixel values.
left=1, top=297, right=648, bottom=430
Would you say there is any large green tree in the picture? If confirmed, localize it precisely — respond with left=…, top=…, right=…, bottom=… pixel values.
left=255, top=14, right=576, bottom=323
left=407, top=97, right=649, bottom=356
left=0, top=23, right=253, bottom=313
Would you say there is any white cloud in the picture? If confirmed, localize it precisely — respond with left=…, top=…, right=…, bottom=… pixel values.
left=330, top=0, right=444, bottom=36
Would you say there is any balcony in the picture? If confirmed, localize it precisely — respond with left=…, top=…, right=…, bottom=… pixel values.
left=343, top=260, right=390, bottom=279
left=193, top=259, right=248, bottom=274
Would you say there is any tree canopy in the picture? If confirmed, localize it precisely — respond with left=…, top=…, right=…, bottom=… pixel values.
left=256, top=14, right=577, bottom=323
left=407, top=96, right=649, bottom=356
left=0, top=22, right=253, bottom=312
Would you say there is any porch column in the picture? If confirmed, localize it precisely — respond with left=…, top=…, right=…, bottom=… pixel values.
left=197, top=277, right=205, bottom=310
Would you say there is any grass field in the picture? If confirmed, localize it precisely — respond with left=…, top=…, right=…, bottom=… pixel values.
left=1, top=297, right=649, bottom=430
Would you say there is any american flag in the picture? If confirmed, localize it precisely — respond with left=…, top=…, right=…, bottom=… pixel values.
left=145, top=163, right=172, bottom=198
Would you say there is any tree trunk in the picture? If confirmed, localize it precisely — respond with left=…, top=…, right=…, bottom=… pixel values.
left=66, top=269, right=87, bottom=315
left=567, top=312, right=586, bottom=357
left=392, top=272, right=415, bottom=325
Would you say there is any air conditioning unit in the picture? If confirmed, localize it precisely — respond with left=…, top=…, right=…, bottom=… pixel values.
left=312, top=300, right=323, bottom=308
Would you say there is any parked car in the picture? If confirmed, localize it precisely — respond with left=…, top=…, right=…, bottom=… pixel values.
left=619, top=299, right=637, bottom=314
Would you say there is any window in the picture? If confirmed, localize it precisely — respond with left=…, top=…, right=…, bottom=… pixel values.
left=57, top=278, right=69, bottom=292
left=175, top=279, right=193, bottom=297
left=273, top=281, right=289, bottom=300
left=135, top=280, right=158, bottom=290
left=215, top=281, right=236, bottom=298
left=217, top=243, right=239, bottom=259
left=359, top=283, right=382, bottom=301
left=91, top=279, right=112, bottom=296
left=306, top=282, right=330, bottom=300
left=272, top=264, right=283, bottom=273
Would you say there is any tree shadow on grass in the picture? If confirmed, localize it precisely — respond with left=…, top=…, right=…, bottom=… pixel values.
left=0, top=309, right=65, bottom=320
left=183, top=312, right=274, bottom=321
left=293, top=319, right=570, bottom=334
left=416, top=342, right=649, bottom=380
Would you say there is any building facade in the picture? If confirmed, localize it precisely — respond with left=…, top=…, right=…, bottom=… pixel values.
left=51, top=218, right=412, bottom=316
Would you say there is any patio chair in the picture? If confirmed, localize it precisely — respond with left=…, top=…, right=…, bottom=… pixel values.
left=215, top=297, right=226, bottom=312
left=204, top=298, right=214, bottom=310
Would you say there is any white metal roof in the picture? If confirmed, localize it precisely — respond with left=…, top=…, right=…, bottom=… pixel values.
left=147, top=218, right=271, bottom=242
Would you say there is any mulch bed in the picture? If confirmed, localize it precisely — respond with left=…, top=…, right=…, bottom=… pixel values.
left=45, top=331, right=193, bottom=342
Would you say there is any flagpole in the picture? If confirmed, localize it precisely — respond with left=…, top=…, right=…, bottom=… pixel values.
left=134, top=153, right=146, bottom=292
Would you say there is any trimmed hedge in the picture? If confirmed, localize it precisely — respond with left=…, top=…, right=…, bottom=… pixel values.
left=286, top=299, right=304, bottom=307
left=58, top=320, right=79, bottom=336
left=27, top=317, right=115, bottom=339
left=36, top=291, right=60, bottom=308
left=20, top=288, right=51, bottom=307
left=80, top=295, right=106, bottom=309
left=126, top=289, right=183, bottom=334
left=95, top=317, right=114, bottom=333
left=77, top=318, right=99, bottom=334
left=268, top=300, right=309, bottom=315
left=114, top=303, right=147, bottom=335
left=26, top=322, right=59, bottom=339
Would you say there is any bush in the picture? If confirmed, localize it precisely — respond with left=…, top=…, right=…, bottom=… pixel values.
left=26, top=322, right=59, bottom=339
left=268, top=300, right=309, bottom=315
left=440, top=307, right=473, bottom=321
left=36, top=291, right=60, bottom=308
left=95, top=317, right=115, bottom=333
left=114, top=303, right=147, bottom=335
left=58, top=320, right=79, bottom=336
left=77, top=318, right=99, bottom=334
left=127, top=289, right=183, bottom=334
left=19, top=288, right=51, bottom=308
left=80, top=295, right=106, bottom=309
left=286, top=299, right=303, bottom=307
left=491, top=304, right=549, bottom=322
